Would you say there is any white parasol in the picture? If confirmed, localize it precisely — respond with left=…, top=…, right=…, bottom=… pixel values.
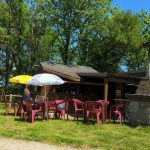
left=27, top=73, right=64, bottom=100
left=27, top=73, right=64, bottom=86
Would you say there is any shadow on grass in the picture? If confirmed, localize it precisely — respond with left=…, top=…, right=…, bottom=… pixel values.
left=14, top=117, right=25, bottom=122
left=3, top=112, right=15, bottom=116
left=73, top=119, right=99, bottom=125
left=14, top=117, right=44, bottom=123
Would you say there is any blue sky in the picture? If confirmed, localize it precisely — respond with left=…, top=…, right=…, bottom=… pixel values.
left=112, top=0, right=150, bottom=13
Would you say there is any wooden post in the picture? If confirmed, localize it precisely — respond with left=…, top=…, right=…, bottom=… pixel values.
left=9, top=94, right=12, bottom=107
left=6, top=94, right=12, bottom=116
left=9, top=94, right=12, bottom=103
left=104, top=79, right=108, bottom=100
left=45, top=85, right=46, bottom=101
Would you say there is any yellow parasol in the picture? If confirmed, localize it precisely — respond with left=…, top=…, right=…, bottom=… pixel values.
left=9, top=75, right=32, bottom=84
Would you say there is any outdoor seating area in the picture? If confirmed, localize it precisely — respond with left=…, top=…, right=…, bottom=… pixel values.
left=0, top=71, right=131, bottom=125
left=2, top=97, right=129, bottom=125
left=0, top=63, right=141, bottom=126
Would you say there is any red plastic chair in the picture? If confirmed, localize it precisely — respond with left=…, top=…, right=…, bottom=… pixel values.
left=46, top=101, right=56, bottom=119
left=56, top=100, right=69, bottom=120
left=96, top=100, right=109, bottom=123
left=84, top=101, right=102, bottom=125
left=55, top=99, right=64, bottom=105
left=25, top=101, right=44, bottom=123
left=72, top=98, right=84, bottom=120
left=109, top=101, right=125, bottom=125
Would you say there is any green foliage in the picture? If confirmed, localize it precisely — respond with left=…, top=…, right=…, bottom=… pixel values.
left=124, top=10, right=150, bottom=72
left=81, top=10, right=145, bottom=72
left=124, top=48, right=147, bottom=72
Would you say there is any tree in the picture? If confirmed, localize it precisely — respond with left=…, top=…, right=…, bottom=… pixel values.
left=26, top=0, right=54, bottom=72
left=139, top=11, right=150, bottom=76
left=0, top=0, right=54, bottom=88
left=122, top=10, right=150, bottom=72
left=76, top=0, right=113, bottom=66
left=88, top=10, right=144, bottom=72
left=0, top=0, right=18, bottom=86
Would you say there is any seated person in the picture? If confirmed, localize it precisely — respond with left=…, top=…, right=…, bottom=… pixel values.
left=22, top=88, right=32, bottom=112
left=23, top=88, right=32, bottom=101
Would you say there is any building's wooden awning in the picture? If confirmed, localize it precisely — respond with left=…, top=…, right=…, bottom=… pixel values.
left=78, top=72, right=141, bottom=85
left=40, top=61, right=142, bottom=85
left=40, top=61, right=99, bottom=82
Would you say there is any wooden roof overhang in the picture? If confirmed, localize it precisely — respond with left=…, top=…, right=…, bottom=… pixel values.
left=40, top=61, right=99, bottom=82
left=42, top=68, right=141, bottom=85
left=105, top=74, right=141, bottom=85
left=42, top=68, right=81, bottom=82
left=78, top=73, right=141, bottom=85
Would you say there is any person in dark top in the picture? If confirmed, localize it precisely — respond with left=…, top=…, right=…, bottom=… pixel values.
left=23, top=88, right=32, bottom=101
left=23, top=88, right=41, bottom=110
left=21, top=87, right=32, bottom=112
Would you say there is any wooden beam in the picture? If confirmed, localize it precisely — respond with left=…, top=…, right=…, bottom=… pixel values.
left=104, top=79, right=108, bottom=100
left=107, top=76, right=140, bottom=84
left=65, top=81, right=104, bottom=86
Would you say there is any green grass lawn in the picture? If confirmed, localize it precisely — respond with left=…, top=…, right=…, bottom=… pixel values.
left=0, top=103, right=150, bottom=150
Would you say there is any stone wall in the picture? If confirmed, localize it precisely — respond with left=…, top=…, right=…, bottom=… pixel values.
left=127, top=95, right=150, bottom=125
left=127, top=69, right=150, bottom=125
left=136, top=78, right=150, bottom=95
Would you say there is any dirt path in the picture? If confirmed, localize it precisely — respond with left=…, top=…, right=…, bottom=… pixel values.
left=0, top=138, right=80, bottom=150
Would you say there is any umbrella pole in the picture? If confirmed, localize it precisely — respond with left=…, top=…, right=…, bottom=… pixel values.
left=45, top=85, right=46, bottom=101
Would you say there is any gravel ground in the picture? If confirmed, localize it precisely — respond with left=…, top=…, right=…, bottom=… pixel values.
left=0, top=138, right=80, bottom=150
